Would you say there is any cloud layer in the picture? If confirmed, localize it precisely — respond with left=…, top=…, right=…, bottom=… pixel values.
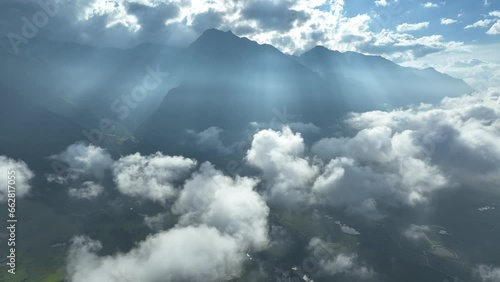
left=67, top=160, right=270, bottom=282
left=0, top=0, right=475, bottom=61
left=245, top=87, right=500, bottom=218
left=67, top=226, right=243, bottom=282
left=55, top=87, right=500, bottom=282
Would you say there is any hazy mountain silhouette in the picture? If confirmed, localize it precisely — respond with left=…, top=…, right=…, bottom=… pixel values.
left=0, top=37, right=181, bottom=130
left=138, top=29, right=343, bottom=153
left=0, top=29, right=474, bottom=156
left=299, top=46, right=473, bottom=111
left=138, top=29, right=473, bottom=153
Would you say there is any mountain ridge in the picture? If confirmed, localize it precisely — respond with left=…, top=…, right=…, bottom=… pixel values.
left=0, top=32, right=473, bottom=89
left=0, top=29, right=475, bottom=157
left=136, top=29, right=473, bottom=155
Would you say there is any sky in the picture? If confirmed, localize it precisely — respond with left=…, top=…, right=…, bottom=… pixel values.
left=2, top=2, right=500, bottom=281
left=0, top=0, right=499, bottom=88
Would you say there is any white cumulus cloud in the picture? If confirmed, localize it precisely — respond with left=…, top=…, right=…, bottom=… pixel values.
left=112, top=152, right=197, bottom=203
left=67, top=160, right=271, bottom=282
left=67, top=226, right=244, bottom=282
left=422, top=2, right=439, bottom=8
left=441, top=18, right=457, bottom=25
left=465, top=19, right=493, bottom=29
left=173, top=162, right=269, bottom=250
left=246, top=127, right=319, bottom=206
left=396, top=22, right=430, bottom=32
left=487, top=20, right=500, bottom=35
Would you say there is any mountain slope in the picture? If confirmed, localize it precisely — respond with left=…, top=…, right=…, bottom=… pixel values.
left=138, top=30, right=473, bottom=154
left=0, top=30, right=474, bottom=158
left=0, top=84, right=84, bottom=165
left=299, top=46, right=474, bottom=111
left=0, top=37, right=182, bottom=130
left=138, top=29, right=343, bottom=153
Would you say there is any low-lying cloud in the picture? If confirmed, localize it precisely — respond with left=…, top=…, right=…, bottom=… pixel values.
left=47, top=142, right=113, bottom=184
left=247, top=87, right=500, bottom=218
left=68, top=181, right=104, bottom=200
left=174, top=162, right=269, bottom=250
left=67, top=226, right=243, bottom=282
left=64, top=87, right=499, bottom=281
left=67, top=161, right=270, bottom=282
left=246, top=127, right=319, bottom=207
left=308, top=237, right=374, bottom=279
left=475, top=265, right=500, bottom=281
left=112, top=152, right=197, bottom=203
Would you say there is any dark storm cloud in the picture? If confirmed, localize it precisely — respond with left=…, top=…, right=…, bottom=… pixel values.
left=232, top=24, right=256, bottom=35
left=126, top=2, right=179, bottom=31
left=241, top=0, right=309, bottom=31
left=191, top=9, right=224, bottom=33
left=0, top=0, right=192, bottom=52
left=0, top=0, right=469, bottom=62
left=0, top=0, right=131, bottom=50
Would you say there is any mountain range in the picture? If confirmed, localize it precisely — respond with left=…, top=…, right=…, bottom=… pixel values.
left=0, top=29, right=473, bottom=160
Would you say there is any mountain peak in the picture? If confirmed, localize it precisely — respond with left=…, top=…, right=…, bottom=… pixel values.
left=187, top=28, right=280, bottom=60
left=307, top=45, right=340, bottom=54
left=188, top=28, right=252, bottom=52
left=191, top=29, right=240, bottom=46
left=201, top=28, right=235, bottom=37
left=423, top=66, right=438, bottom=72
